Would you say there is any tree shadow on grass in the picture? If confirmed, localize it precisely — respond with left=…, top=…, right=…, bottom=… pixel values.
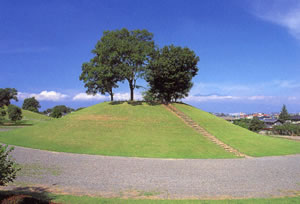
left=0, top=186, right=57, bottom=204
left=109, top=100, right=161, bottom=106
left=109, top=101, right=125, bottom=105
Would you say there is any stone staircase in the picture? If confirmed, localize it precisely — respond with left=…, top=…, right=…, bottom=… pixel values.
left=164, top=104, right=251, bottom=158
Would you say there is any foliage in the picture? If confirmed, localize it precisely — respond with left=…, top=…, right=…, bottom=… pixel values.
left=248, top=117, right=265, bottom=132
left=50, top=108, right=62, bottom=118
left=174, top=103, right=300, bottom=157
left=0, top=145, right=20, bottom=186
left=233, top=118, right=251, bottom=129
left=0, top=88, right=18, bottom=108
left=49, top=105, right=74, bottom=118
left=88, top=28, right=155, bottom=101
left=80, top=39, right=122, bottom=101
left=146, top=45, right=199, bottom=103
left=22, top=97, right=41, bottom=113
left=0, top=108, right=6, bottom=124
left=279, top=104, right=290, bottom=123
left=7, top=105, right=22, bottom=122
left=273, top=123, right=300, bottom=136
left=43, top=108, right=52, bottom=115
left=142, top=90, right=159, bottom=103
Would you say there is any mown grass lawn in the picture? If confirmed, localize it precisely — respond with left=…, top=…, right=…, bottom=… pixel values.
left=0, top=102, right=235, bottom=159
left=174, top=103, right=300, bottom=157
left=45, top=194, right=300, bottom=204
left=1, top=192, right=300, bottom=204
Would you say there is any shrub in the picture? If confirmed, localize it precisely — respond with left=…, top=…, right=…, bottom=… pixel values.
left=249, top=117, right=265, bottom=132
left=7, top=105, right=22, bottom=122
left=273, top=123, right=300, bottom=136
left=233, top=118, right=251, bottom=129
left=0, top=108, right=6, bottom=124
left=0, top=145, right=20, bottom=186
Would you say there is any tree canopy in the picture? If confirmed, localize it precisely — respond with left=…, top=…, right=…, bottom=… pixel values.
left=0, top=88, right=18, bottom=108
left=49, top=105, right=74, bottom=118
left=249, top=117, right=265, bottom=132
left=7, top=105, right=22, bottom=122
left=279, top=104, right=290, bottom=123
left=80, top=28, right=155, bottom=101
left=146, top=45, right=199, bottom=103
left=22, top=97, right=41, bottom=113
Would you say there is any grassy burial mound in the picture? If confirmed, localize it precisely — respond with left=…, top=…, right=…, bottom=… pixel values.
left=1, top=108, right=52, bottom=126
left=174, top=103, right=300, bottom=157
left=0, top=102, right=235, bottom=158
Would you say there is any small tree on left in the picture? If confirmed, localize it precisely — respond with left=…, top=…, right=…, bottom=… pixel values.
left=0, top=88, right=18, bottom=123
left=7, top=105, right=22, bottom=122
left=0, top=145, right=20, bottom=186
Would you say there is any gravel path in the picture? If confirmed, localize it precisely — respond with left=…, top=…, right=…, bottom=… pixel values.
left=2, top=145, right=300, bottom=199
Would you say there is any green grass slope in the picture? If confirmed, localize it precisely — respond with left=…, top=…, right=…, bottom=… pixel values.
left=174, top=103, right=300, bottom=157
left=0, top=102, right=235, bottom=159
left=1, top=108, right=52, bottom=126
left=21, top=110, right=53, bottom=124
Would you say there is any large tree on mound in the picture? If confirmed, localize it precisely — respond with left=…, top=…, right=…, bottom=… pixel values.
left=80, top=35, right=123, bottom=101
left=81, top=28, right=155, bottom=101
left=22, top=97, right=41, bottom=112
left=146, top=45, right=199, bottom=103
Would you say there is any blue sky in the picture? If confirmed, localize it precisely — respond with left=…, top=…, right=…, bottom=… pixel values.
left=1, top=0, right=300, bottom=113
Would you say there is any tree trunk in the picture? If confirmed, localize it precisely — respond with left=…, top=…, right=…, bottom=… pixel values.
left=129, top=80, right=134, bottom=101
left=110, top=88, right=114, bottom=101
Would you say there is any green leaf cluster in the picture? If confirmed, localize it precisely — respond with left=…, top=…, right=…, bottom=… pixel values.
left=233, top=118, right=251, bottom=129
left=49, top=105, right=74, bottom=118
left=146, top=45, right=199, bottom=103
left=0, top=145, right=20, bottom=186
left=273, top=123, right=300, bottom=136
left=0, top=88, right=18, bottom=108
left=7, top=104, right=23, bottom=122
left=80, top=28, right=155, bottom=101
left=249, top=117, right=265, bottom=132
left=22, top=97, right=41, bottom=113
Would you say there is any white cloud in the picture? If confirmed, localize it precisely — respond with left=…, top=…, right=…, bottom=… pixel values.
left=247, top=96, right=272, bottom=100
left=273, top=80, right=300, bottom=89
left=184, top=95, right=240, bottom=102
left=251, top=1, right=300, bottom=40
left=72, top=92, right=143, bottom=101
left=18, top=91, right=69, bottom=101
left=72, top=93, right=108, bottom=101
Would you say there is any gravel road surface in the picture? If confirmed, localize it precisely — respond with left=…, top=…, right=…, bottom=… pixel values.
left=2, top=145, right=300, bottom=199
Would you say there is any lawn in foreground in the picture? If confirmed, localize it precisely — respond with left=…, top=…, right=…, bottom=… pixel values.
left=53, top=195, right=300, bottom=204
left=0, top=102, right=235, bottom=158
left=174, top=103, right=300, bottom=157
left=1, top=191, right=300, bottom=204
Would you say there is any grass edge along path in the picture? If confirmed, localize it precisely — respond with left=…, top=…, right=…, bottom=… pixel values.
left=174, top=103, right=300, bottom=157
left=1, top=191, right=300, bottom=204
left=53, top=194, right=300, bottom=204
